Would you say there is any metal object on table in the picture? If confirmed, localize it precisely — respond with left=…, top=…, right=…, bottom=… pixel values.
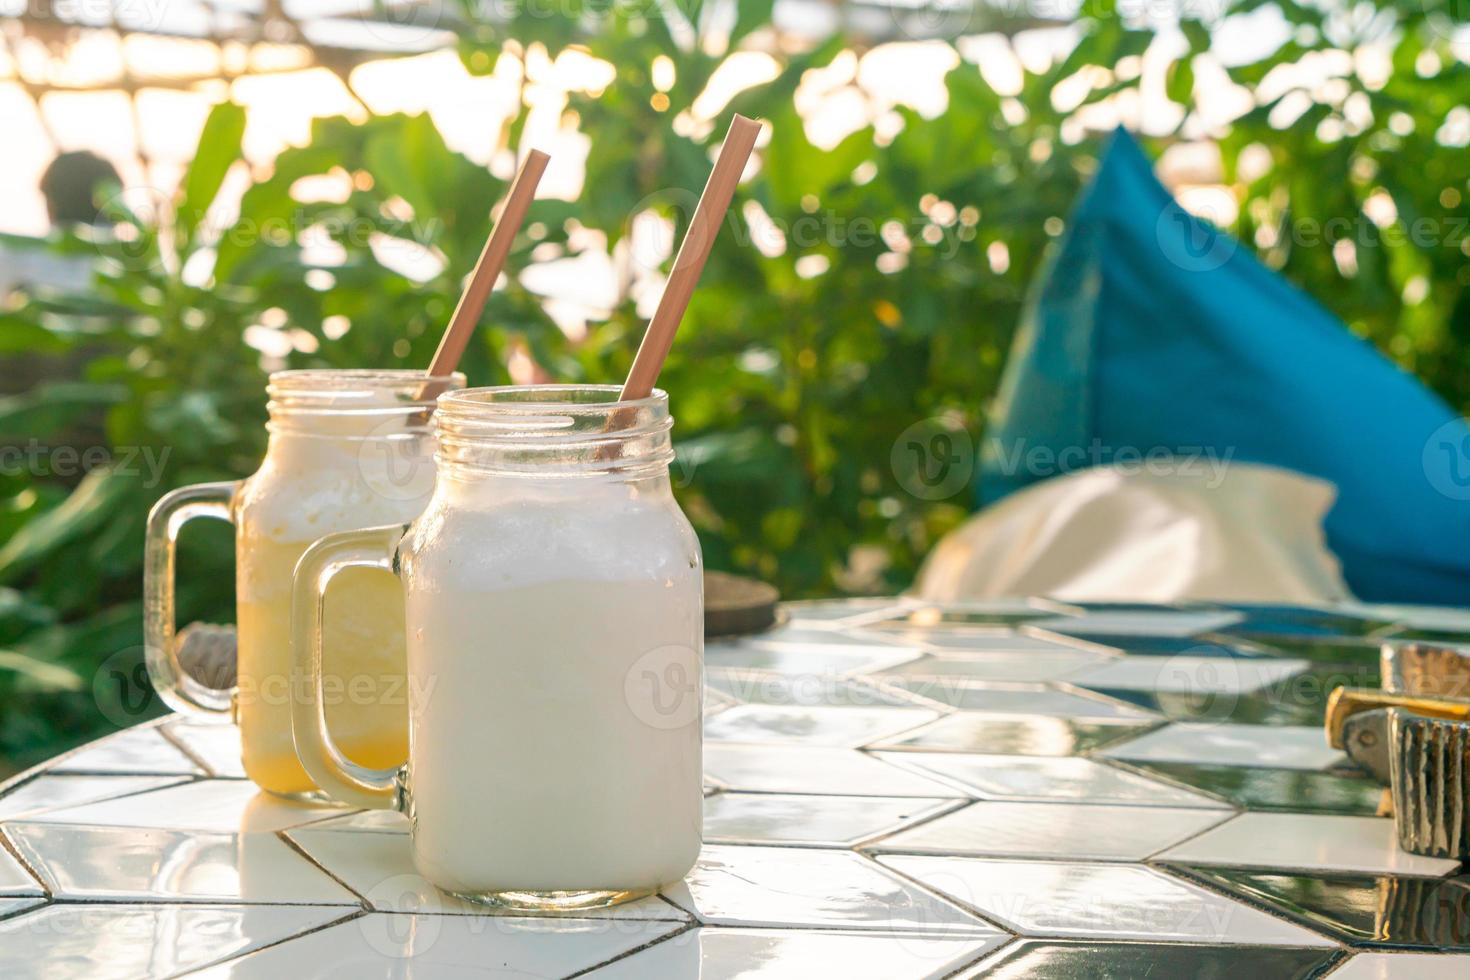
left=1326, top=642, right=1470, bottom=859
left=1388, top=706, right=1470, bottom=860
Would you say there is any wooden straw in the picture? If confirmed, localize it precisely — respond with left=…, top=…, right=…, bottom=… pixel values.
left=619, top=115, right=762, bottom=401
left=422, top=148, right=551, bottom=396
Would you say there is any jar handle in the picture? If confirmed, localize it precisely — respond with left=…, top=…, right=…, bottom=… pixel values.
left=144, top=481, right=238, bottom=715
left=290, top=524, right=409, bottom=811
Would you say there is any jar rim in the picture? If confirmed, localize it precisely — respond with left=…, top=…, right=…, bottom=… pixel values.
left=266, top=369, right=466, bottom=429
left=433, top=384, right=674, bottom=476
left=437, top=384, right=666, bottom=416
left=268, top=368, right=465, bottom=391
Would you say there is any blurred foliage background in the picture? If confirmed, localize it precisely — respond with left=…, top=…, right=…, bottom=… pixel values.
left=1, top=0, right=1468, bottom=774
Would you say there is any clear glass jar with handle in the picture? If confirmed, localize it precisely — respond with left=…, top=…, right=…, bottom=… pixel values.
left=144, top=369, right=463, bottom=798
left=291, top=385, right=704, bottom=909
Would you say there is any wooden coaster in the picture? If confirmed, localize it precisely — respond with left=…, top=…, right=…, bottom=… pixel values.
left=705, top=571, right=780, bottom=637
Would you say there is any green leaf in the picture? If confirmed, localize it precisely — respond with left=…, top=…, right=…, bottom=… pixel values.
left=0, top=649, right=83, bottom=692
left=0, top=468, right=137, bottom=583
left=730, top=0, right=775, bottom=45
left=0, top=382, right=127, bottom=442
left=364, top=114, right=452, bottom=229
left=1179, top=19, right=1212, bottom=53
left=0, top=315, right=69, bottom=354
left=1167, top=56, right=1196, bottom=106
left=179, top=102, right=247, bottom=246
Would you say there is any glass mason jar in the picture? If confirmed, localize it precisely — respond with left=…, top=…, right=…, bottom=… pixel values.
left=144, top=369, right=464, bottom=799
left=291, top=385, right=704, bottom=909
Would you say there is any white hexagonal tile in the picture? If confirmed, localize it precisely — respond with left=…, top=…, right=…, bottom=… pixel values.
left=1098, top=723, right=1347, bottom=771
left=4, top=823, right=357, bottom=904
left=0, top=775, right=190, bottom=823
left=1067, top=656, right=1309, bottom=695
left=866, top=800, right=1230, bottom=861
left=704, top=705, right=940, bottom=748
left=193, top=913, right=685, bottom=979
left=0, top=903, right=354, bottom=979
left=1156, top=812, right=1461, bottom=877
left=163, top=719, right=247, bottom=778
left=584, top=926, right=1007, bottom=979
left=702, top=744, right=963, bottom=798
left=1328, top=952, right=1470, bottom=979
left=703, top=793, right=958, bottom=847
left=24, top=779, right=339, bottom=835
left=662, top=845, right=1000, bottom=934
left=880, top=855, right=1333, bottom=946
left=50, top=727, right=204, bottom=777
left=873, top=752, right=1231, bottom=808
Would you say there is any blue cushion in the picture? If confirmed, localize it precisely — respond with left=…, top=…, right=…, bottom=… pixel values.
left=980, top=129, right=1470, bottom=604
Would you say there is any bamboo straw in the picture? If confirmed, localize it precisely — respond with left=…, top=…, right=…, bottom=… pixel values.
left=421, top=148, right=551, bottom=399
left=619, top=115, right=762, bottom=401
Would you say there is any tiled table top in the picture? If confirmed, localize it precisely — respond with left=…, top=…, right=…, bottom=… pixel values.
left=3, top=597, right=1470, bottom=978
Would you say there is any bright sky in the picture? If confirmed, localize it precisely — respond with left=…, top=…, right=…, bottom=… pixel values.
left=0, top=6, right=1328, bottom=237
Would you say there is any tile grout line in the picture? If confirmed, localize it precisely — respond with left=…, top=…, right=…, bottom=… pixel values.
left=157, top=724, right=225, bottom=776
left=1154, top=862, right=1349, bottom=949
left=0, top=773, right=204, bottom=824
left=274, top=828, right=372, bottom=910
left=1139, top=807, right=1241, bottom=863
left=848, top=847, right=1017, bottom=938
left=558, top=920, right=700, bottom=979
left=168, top=908, right=368, bottom=978
left=0, top=715, right=177, bottom=794
left=937, top=933, right=1021, bottom=979
left=0, top=822, right=51, bottom=897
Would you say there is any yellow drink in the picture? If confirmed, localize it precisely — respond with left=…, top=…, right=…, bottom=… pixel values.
left=144, top=370, right=458, bottom=801
left=237, top=538, right=408, bottom=797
